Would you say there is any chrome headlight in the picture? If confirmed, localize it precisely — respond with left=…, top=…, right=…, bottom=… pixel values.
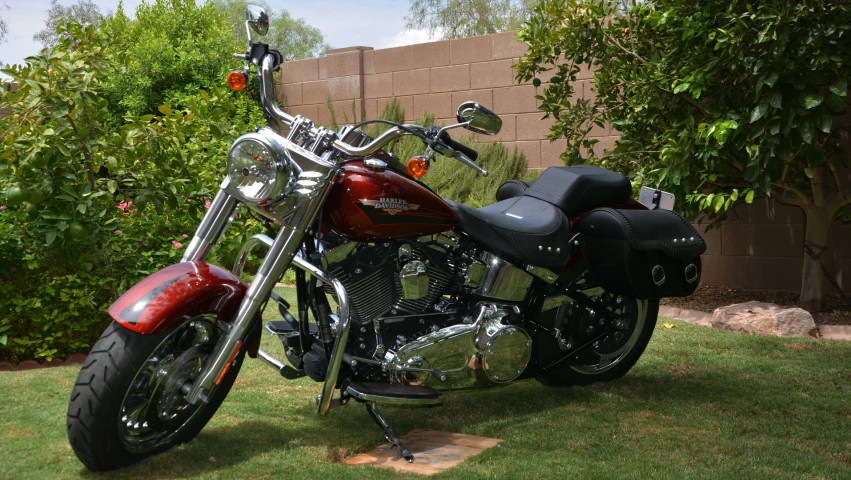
left=227, top=132, right=294, bottom=203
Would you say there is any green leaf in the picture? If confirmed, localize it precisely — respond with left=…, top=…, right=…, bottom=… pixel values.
left=804, top=167, right=814, bottom=178
left=0, top=335, right=6, bottom=346
left=210, top=125, right=223, bottom=139
left=46, top=230, right=57, bottom=246
left=77, top=204, right=87, bottom=214
left=107, top=180, right=117, bottom=194
left=673, top=82, right=691, bottom=94
left=745, top=190, right=755, bottom=204
left=799, top=92, right=823, bottom=109
left=829, top=79, right=847, bottom=97
left=158, top=105, right=173, bottom=116
left=768, top=91, right=782, bottom=109
left=713, top=194, right=725, bottom=212
left=825, top=93, right=846, bottom=112
left=814, top=108, right=832, bottom=133
left=763, top=72, right=779, bottom=87
left=750, top=103, right=768, bottom=123
left=799, top=122, right=815, bottom=144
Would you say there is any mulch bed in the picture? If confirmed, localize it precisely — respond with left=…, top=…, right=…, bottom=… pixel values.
left=660, top=284, right=851, bottom=325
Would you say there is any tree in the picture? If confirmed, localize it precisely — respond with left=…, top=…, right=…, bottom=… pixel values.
left=516, top=0, right=851, bottom=311
left=406, top=0, right=534, bottom=39
left=33, top=0, right=104, bottom=49
left=215, top=0, right=329, bottom=61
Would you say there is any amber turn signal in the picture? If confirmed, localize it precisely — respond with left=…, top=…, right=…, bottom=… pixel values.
left=227, top=71, right=248, bottom=91
left=406, top=157, right=428, bottom=179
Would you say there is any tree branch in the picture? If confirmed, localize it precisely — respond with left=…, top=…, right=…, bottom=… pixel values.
left=779, top=152, right=795, bottom=183
left=776, top=182, right=811, bottom=207
left=810, top=165, right=827, bottom=208
left=601, top=30, right=709, bottom=116
left=828, top=162, right=849, bottom=204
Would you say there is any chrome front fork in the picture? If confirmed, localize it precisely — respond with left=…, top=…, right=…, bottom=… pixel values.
left=182, top=175, right=345, bottom=409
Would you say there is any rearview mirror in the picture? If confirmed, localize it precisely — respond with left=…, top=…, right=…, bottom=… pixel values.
left=246, top=5, right=269, bottom=37
left=456, top=102, right=502, bottom=136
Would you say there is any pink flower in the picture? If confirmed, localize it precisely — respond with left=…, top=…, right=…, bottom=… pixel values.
left=171, top=240, right=183, bottom=249
left=204, top=200, right=212, bottom=209
left=0, top=205, right=6, bottom=211
left=182, top=233, right=189, bottom=239
left=114, top=230, right=122, bottom=234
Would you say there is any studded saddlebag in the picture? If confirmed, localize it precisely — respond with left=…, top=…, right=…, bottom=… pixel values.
left=577, top=208, right=707, bottom=299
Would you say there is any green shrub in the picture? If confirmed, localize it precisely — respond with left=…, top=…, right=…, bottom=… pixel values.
left=0, top=16, right=266, bottom=363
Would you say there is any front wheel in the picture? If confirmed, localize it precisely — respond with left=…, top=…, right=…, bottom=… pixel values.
left=67, top=318, right=244, bottom=471
left=536, top=287, right=659, bottom=387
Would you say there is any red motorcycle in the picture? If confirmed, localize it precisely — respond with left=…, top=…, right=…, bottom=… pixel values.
left=67, top=5, right=706, bottom=471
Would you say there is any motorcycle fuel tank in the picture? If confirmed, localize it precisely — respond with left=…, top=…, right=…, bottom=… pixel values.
left=324, top=160, right=458, bottom=242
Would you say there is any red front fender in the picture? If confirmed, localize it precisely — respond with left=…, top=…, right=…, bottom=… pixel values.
left=108, top=262, right=247, bottom=335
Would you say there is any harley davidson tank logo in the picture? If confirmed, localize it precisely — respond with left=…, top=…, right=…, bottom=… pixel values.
left=359, top=198, right=420, bottom=216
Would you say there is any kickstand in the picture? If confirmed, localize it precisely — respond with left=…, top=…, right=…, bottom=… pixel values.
left=365, top=402, right=414, bottom=463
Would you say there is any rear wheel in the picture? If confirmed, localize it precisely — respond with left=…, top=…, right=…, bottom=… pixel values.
left=536, top=283, right=659, bottom=387
left=67, top=317, right=244, bottom=471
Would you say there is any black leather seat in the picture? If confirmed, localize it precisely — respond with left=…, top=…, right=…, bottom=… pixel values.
left=446, top=196, right=572, bottom=270
left=501, top=165, right=632, bottom=217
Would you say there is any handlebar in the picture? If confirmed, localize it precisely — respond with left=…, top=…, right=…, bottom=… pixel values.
left=255, top=52, right=486, bottom=175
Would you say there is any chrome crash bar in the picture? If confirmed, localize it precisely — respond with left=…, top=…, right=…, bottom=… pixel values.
left=231, top=233, right=351, bottom=416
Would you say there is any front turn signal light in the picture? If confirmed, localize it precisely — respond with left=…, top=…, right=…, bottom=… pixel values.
left=406, top=157, right=428, bottom=179
left=227, top=71, right=248, bottom=91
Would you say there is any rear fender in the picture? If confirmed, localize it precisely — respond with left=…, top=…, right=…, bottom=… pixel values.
left=108, top=262, right=260, bottom=355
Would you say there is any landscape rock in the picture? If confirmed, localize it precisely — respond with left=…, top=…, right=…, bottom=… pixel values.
left=15, top=360, right=42, bottom=370
left=44, top=358, right=65, bottom=368
left=65, top=353, right=87, bottom=365
left=711, top=301, right=819, bottom=338
left=0, top=361, right=13, bottom=372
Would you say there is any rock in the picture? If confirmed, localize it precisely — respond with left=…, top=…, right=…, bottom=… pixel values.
left=44, top=358, right=65, bottom=368
left=0, top=361, right=14, bottom=372
left=15, top=360, right=42, bottom=370
left=711, top=301, right=819, bottom=338
left=65, top=353, right=87, bottom=365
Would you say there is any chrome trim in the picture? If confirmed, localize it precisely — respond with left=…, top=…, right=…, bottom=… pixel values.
left=345, top=386, right=444, bottom=406
left=182, top=179, right=240, bottom=263
left=526, top=265, right=558, bottom=284
left=399, top=260, right=429, bottom=300
left=364, top=159, right=387, bottom=171
left=287, top=254, right=351, bottom=416
left=475, top=253, right=533, bottom=302
left=475, top=314, right=532, bottom=383
left=232, top=234, right=274, bottom=277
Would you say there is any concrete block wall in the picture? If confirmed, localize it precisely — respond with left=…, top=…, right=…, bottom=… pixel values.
left=275, top=34, right=850, bottom=295
left=277, top=32, right=616, bottom=169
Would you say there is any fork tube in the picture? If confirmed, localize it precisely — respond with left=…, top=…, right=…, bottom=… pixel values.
left=182, top=179, right=240, bottom=263
left=185, top=224, right=304, bottom=404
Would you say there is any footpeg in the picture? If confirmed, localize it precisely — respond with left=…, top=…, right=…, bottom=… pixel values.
left=345, top=382, right=444, bottom=406
left=366, top=403, right=415, bottom=463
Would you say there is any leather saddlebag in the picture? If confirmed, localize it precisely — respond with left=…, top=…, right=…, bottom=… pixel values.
left=578, top=208, right=707, bottom=299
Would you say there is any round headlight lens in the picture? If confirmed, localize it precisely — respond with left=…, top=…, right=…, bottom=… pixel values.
left=227, top=135, right=290, bottom=203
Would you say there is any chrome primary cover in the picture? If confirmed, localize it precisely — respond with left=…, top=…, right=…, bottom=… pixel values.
left=391, top=304, right=532, bottom=388
left=475, top=313, right=532, bottom=383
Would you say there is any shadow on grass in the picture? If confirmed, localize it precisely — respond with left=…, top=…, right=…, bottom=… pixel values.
left=74, top=359, right=809, bottom=480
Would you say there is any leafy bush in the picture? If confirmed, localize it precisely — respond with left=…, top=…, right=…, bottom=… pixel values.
left=100, top=0, right=240, bottom=117
left=0, top=15, right=266, bottom=362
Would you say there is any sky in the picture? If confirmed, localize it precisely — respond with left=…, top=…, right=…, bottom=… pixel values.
left=0, top=0, right=436, bottom=71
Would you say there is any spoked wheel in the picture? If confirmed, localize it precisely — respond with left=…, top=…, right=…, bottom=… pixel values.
left=67, top=317, right=244, bottom=471
left=537, top=279, right=659, bottom=387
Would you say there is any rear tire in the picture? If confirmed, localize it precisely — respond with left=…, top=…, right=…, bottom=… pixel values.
left=536, top=292, right=659, bottom=387
left=67, top=319, right=244, bottom=471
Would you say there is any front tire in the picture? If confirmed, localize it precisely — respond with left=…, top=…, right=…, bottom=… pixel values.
left=67, top=319, right=244, bottom=471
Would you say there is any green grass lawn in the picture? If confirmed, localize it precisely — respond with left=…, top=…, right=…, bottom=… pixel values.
left=2, top=290, right=851, bottom=479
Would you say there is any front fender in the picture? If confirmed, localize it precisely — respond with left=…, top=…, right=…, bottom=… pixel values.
left=108, top=262, right=247, bottom=335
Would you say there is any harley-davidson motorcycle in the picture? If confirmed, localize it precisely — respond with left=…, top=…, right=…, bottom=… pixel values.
left=67, top=6, right=706, bottom=471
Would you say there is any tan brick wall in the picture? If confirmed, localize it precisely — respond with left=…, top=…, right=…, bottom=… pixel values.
left=277, top=33, right=612, bottom=170
left=277, top=35, right=850, bottom=294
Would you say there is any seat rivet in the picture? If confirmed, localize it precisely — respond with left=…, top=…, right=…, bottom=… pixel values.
left=681, top=238, right=686, bottom=242
left=556, top=248, right=561, bottom=253
left=548, top=247, right=552, bottom=252
left=538, top=246, right=543, bottom=251
left=673, top=239, right=678, bottom=243
left=690, top=237, right=695, bottom=242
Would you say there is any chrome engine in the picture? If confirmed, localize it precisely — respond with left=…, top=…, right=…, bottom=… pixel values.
left=319, top=233, right=534, bottom=387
